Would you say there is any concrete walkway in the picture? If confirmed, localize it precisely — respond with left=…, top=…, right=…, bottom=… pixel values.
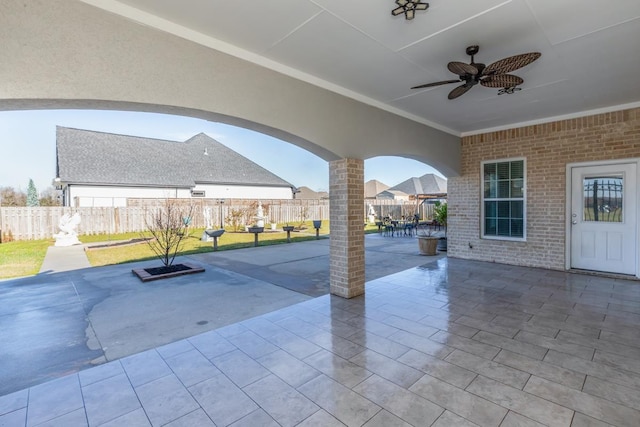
left=39, top=244, right=91, bottom=274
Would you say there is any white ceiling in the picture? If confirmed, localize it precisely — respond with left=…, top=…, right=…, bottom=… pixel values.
left=84, top=0, right=640, bottom=136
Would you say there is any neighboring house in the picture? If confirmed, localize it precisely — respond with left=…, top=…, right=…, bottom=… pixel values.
left=375, top=190, right=410, bottom=201
left=377, top=173, right=447, bottom=200
left=55, top=127, right=296, bottom=207
left=364, top=179, right=389, bottom=199
left=295, top=186, right=329, bottom=200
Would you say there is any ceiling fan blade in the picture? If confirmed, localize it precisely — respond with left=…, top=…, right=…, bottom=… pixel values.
left=411, top=79, right=460, bottom=89
left=480, top=74, right=524, bottom=88
left=483, top=52, right=541, bottom=75
left=448, top=84, right=473, bottom=100
left=448, top=61, right=478, bottom=76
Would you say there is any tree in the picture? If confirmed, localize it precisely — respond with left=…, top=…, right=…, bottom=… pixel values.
left=226, top=208, right=245, bottom=232
left=26, top=179, right=39, bottom=207
left=0, top=186, right=27, bottom=206
left=39, top=186, right=62, bottom=206
left=143, top=199, right=195, bottom=267
left=433, top=201, right=447, bottom=228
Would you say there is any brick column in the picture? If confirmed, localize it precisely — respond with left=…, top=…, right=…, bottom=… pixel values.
left=329, top=158, right=365, bottom=298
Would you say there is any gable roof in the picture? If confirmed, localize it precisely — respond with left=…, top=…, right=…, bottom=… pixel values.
left=376, top=190, right=410, bottom=200
left=387, top=174, right=447, bottom=196
left=364, top=179, right=389, bottom=198
left=296, top=186, right=329, bottom=200
left=56, top=127, right=294, bottom=189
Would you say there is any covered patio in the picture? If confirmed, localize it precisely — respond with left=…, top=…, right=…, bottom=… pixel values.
left=2, top=1, right=640, bottom=426
left=2, top=258, right=640, bottom=426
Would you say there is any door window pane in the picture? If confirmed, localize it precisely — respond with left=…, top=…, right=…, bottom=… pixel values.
left=583, top=176, right=623, bottom=222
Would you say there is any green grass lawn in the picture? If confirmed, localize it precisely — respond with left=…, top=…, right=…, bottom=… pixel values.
left=0, top=239, right=52, bottom=278
left=0, top=221, right=381, bottom=279
left=85, top=224, right=327, bottom=267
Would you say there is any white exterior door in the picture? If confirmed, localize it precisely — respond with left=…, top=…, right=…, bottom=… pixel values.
left=570, top=163, right=637, bottom=275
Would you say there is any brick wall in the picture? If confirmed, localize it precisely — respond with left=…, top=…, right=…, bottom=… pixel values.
left=449, top=107, right=640, bottom=270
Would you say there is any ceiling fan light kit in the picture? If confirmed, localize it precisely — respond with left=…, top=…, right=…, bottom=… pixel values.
left=498, top=87, right=522, bottom=95
left=392, top=0, right=429, bottom=20
left=411, top=45, right=541, bottom=99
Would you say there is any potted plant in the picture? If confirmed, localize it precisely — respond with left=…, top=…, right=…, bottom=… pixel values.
left=433, top=201, right=447, bottom=251
left=416, top=228, right=439, bottom=256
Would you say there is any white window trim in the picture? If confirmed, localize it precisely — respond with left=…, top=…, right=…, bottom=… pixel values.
left=481, top=157, right=527, bottom=242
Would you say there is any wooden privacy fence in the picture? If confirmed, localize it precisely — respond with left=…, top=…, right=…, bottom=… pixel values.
left=0, top=199, right=434, bottom=241
left=0, top=206, right=149, bottom=241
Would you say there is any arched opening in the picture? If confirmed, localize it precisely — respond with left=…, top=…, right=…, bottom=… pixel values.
left=1, top=109, right=450, bottom=210
left=2, top=109, right=448, bottom=279
left=0, top=108, right=332, bottom=198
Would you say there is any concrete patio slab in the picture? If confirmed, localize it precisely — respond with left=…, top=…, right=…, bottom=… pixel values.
left=0, top=234, right=442, bottom=396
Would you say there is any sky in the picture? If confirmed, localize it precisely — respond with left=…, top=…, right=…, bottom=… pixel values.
left=0, top=109, right=444, bottom=194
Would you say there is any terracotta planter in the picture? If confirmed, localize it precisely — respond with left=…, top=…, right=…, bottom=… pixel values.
left=418, top=236, right=439, bottom=256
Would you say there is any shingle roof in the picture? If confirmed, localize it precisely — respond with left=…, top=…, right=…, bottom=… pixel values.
left=364, top=179, right=389, bottom=198
left=387, top=174, right=447, bottom=196
left=296, top=186, right=329, bottom=199
left=377, top=190, right=409, bottom=199
left=56, top=127, right=294, bottom=189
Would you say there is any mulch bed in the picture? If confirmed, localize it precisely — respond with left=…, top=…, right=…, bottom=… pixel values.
left=132, top=262, right=204, bottom=282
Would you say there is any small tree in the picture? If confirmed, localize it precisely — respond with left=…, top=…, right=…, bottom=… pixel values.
left=433, top=201, right=448, bottom=236
left=297, top=206, right=309, bottom=229
left=143, top=200, right=195, bottom=267
left=226, top=208, right=245, bottom=232
left=26, top=179, right=40, bottom=207
left=433, top=201, right=447, bottom=226
left=242, top=201, right=258, bottom=226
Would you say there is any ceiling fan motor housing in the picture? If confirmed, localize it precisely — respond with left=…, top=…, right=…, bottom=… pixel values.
left=411, top=45, right=541, bottom=99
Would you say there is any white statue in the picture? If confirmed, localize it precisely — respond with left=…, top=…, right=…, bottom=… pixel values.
left=203, top=206, right=213, bottom=229
left=201, top=206, right=214, bottom=241
left=255, top=202, right=266, bottom=228
left=54, top=212, right=82, bottom=246
left=367, top=204, right=376, bottom=224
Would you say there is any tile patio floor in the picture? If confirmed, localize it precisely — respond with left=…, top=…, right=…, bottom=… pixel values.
left=2, top=257, right=640, bottom=426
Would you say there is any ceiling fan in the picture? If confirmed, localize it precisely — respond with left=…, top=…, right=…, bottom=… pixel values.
left=411, top=45, right=541, bottom=99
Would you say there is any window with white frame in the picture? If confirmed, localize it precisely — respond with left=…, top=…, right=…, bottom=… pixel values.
left=482, top=158, right=526, bottom=240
